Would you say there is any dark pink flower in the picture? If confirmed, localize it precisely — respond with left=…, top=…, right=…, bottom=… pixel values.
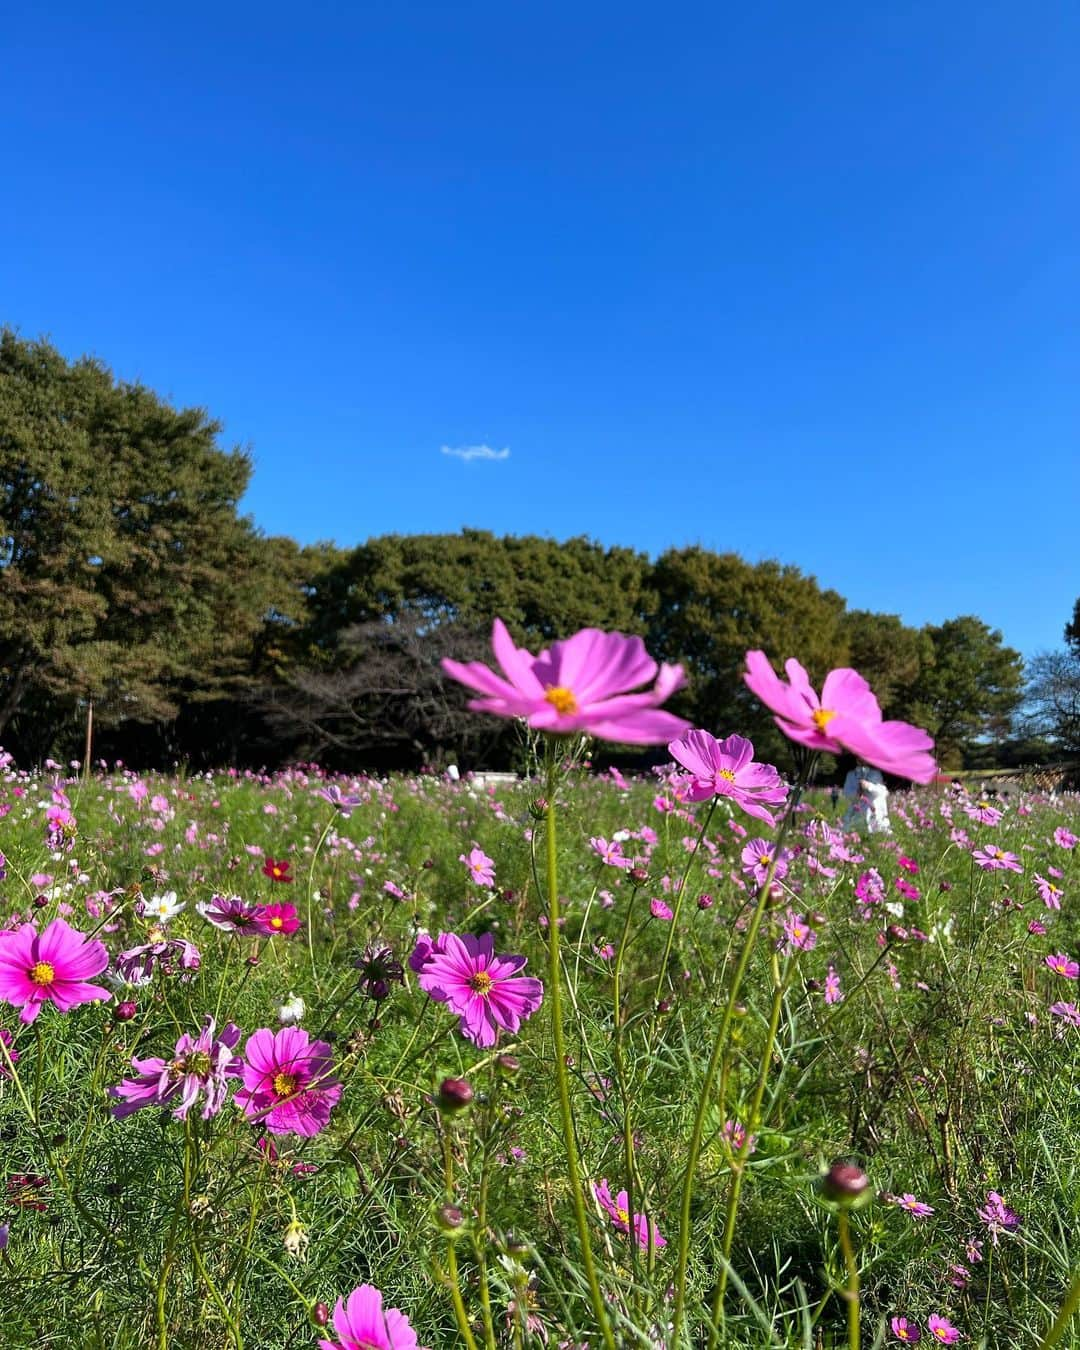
left=891, top=1317, right=921, bottom=1343
left=1045, top=953, right=1079, bottom=980
left=743, top=652, right=936, bottom=782
left=197, top=894, right=267, bottom=934
left=416, top=932, right=543, bottom=1048
left=0, top=919, right=109, bottom=1025
left=442, top=619, right=690, bottom=745
left=668, top=730, right=787, bottom=825
left=256, top=903, right=300, bottom=937
left=235, top=1026, right=342, bottom=1137
left=318, top=1282, right=428, bottom=1350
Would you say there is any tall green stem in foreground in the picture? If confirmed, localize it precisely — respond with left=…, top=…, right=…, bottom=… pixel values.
left=543, top=752, right=614, bottom=1350
left=836, top=1209, right=861, bottom=1350
left=670, top=772, right=808, bottom=1344
left=1039, top=1268, right=1080, bottom=1350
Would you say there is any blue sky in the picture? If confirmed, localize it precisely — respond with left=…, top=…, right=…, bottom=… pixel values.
left=4, top=3, right=1077, bottom=657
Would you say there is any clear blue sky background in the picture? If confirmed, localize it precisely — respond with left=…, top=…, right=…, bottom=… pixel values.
left=4, top=3, right=1077, bottom=657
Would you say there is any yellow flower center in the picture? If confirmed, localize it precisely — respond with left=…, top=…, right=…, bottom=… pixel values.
left=615, top=1205, right=630, bottom=1225
left=544, top=685, right=579, bottom=715
left=272, top=1071, right=299, bottom=1097
left=811, top=708, right=836, bottom=732
left=269, top=916, right=283, bottom=929
left=29, top=961, right=55, bottom=987
left=468, top=971, right=494, bottom=996
left=717, top=768, right=737, bottom=782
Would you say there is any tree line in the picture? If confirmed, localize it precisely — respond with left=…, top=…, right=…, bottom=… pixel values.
left=3, top=328, right=1062, bottom=774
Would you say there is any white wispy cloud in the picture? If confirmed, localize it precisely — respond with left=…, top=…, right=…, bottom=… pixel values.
left=440, top=444, right=511, bottom=463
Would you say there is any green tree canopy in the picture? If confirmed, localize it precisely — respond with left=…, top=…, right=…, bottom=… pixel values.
left=0, top=329, right=286, bottom=748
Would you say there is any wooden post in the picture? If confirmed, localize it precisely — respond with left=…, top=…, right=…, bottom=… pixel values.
left=83, top=698, right=93, bottom=781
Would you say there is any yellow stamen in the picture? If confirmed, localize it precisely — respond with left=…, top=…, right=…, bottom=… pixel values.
left=272, top=1071, right=299, bottom=1097
left=811, top=708, right=836, bottom=732
left=269, top=916, right=283, bottom=929
left=544, top=685, right=579, bottom=715
left=717, top=768, right=737, bottom=781
left=468, top=971, right=494, bottom=996
left=29, top=961, right=55, bottom=987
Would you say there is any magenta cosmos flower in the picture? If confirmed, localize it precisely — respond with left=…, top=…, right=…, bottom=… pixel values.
left=318, top=1283, right=428, bottom=1350
left=416, top=931, right=543, bottom=1048
left=926, top=1314, right=960, bottom=1344
left=668, top=730, right=788, bottom=825
left=891, top=1317, right=921, bottom=1343
left=743, top=652, right=936, bottom=782
left=0, top=919, right=110, bottom=1024
left=234, top=1026, right=342, bottom=1137
left=442, top=619, right=690, bottom=744
left=592, top=1178, right=667, bottom=1250
left=109, top=1015, right=242, bottom=1121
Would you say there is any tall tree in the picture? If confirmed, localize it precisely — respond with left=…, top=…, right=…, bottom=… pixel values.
left=900, top=616, right=1024, bottom=765
left=0, top=329, right=279, bottom=750
left=1023, top=650, right=1080, bottom=755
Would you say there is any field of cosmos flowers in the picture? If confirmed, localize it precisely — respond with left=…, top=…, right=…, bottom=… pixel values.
left=1, top=626, right=1078, bottom=1349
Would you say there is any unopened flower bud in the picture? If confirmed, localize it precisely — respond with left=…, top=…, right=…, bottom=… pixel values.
left=312, top=1302, right=330, bottom=1326
left=113, top=1000, right=138, bottom=1022
left=33, top=894, right=49, bottom=909
left=495, top=1054, right=520, bottom=1077
left=529, top=797, right=548, bottom=820
left=886, top=924, right=907, bottom=944
left=629, top=866, right=649, bottom=885
left=436, top=1203, right=465, bottom=1234
left=697, top=893, right=714, bottom=910
left=437, top=1077, right=474, bottom=1113
left=821, top=1162, right=871, bottom=1206
left=422, top=858, right=436, bottom=870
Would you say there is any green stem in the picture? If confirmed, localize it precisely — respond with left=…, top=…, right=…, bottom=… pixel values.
left=307, top=813, right=337, bottom=991
left=670, top=778, right=806, bottom=1344
left=1039, top=1267, right=1080, bottom=1350
left=836, top=1210, right=860, bottom=1350
left=708, top=949, right=788, bottom=1342
left=651, top=798, right=718, bottom=1016
left=441, top=1125, right=480, bottom=1350
left=543, top=753, right=615, bottom=1350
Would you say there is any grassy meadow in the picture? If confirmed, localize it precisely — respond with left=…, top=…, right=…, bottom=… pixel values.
left=0, top=753, right=1078, bottom=1348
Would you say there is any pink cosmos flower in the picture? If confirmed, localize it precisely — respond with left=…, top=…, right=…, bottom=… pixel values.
left=407, top=931, right=447, bottom=974
left=782, top=910, right=817, bottom=953
left=1045, top=953, right=1079, bottom=980
left=972, top=846, right=1023, bottom=873
left=721, top=1119, right=757, bottom=1155
left=649, top=898, right=674, bottom=921
left=590, top=836, right=633, bottom=869
left=963, top=799, right=1003, bottom=825
left=1049, top=1001, right=1080, bottom=1027
left=977, top=1190, right=1021, bottom=1243
left=668, top=730, right=788, bottom=825
left=0, top=919, right=110, bottom=1025
left=460, top=846, right=496, bottom=887
left=318, top=1282, right=428, bottom=1350
left=926, top=1314, right=960, bottom=1343
left=416, top=932, right=543, bottom=1048
left=893, top=1193, right=935, bottom=1220
left=740, top=838, right=790, bottom=887
left=235, top=1026, right=342, bottom=1137
left=891, top=1318, right=921, bottom=1343
left=256, top=902, right=300, bottom=937
left=109, top=1015, right=242, bottom=1121
left=743, top=652, right=936, bottom=782
left=442, top=619, right=690, bottom=745
left=1054, top=827, right=1077, bottom=849
left=197, top=894, right=267, bottom=934
left=1034, top=874, right=1064, bottom=909
left=592, top=1178, right=666, bottom=1250
left=824, top=966, right=843, bottom=1004
left=115, top=936, right=201, bottom=985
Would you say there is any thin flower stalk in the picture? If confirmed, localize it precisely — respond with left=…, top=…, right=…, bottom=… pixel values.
left=543, top=751, right=615, bottom=1350
left=651, top=797, right=718, bottom=1022
left=671, top=774, right=807, bottom=1344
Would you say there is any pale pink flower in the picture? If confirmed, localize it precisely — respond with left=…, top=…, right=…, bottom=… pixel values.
left=318, top=1282, right=428, bottom=1350
left=668, top=730, right=788, bottom=825
left=592, top=1178, right=666, bottom=1250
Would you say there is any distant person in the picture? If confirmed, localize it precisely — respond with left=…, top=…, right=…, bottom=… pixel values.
left=830, top=784, right=840, bottom=809
left=842, top=763, right=890, bottom=834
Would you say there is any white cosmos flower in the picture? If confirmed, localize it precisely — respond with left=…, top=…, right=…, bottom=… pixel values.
left=143, top=891, right=184, bottom=923
left=278, top=992, right=306, bottom=1025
